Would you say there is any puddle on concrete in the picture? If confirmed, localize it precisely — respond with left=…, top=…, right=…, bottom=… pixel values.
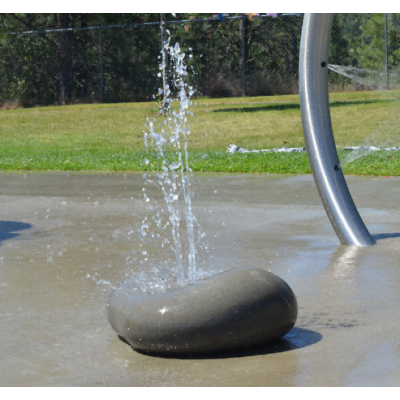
left=1, top=172, right=400, bottom=386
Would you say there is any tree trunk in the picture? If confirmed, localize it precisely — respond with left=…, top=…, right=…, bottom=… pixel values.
left=57, top=13, right=73, bottom=104
left=240, top=17, right=250, bottom=96
left=160, top=13, right=169, bottom=114
left=80, top=13, right=88, bottom=28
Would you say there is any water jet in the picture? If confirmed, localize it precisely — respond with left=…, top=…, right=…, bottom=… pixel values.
left=107, top=24, right=298, bottom=356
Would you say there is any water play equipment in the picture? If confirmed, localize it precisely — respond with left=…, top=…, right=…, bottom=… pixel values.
left=108, top=268, right=297, bottom=355
left=299, top=13, right=375, bottom=246
left=107, top=28, right=299, bottom=356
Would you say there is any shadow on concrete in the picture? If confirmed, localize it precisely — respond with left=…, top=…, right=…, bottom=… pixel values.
left=126, top=327, right=322, bottom=360
left=213, top=99, right=395, bottom=114
left=0, top=220, right=32, bottom=245
left=373, top=232, right=400, bottom=241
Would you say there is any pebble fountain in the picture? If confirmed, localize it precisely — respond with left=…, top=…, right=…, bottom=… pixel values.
left=107, top=13, right=369, bottom=356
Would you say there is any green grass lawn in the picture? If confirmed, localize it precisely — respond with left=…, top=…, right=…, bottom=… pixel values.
left=0, top=90, right=399, bottom=175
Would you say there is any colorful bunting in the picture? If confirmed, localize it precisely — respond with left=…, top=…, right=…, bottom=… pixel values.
left=213, top=13, right=229, bottom=21
left=210, top=13, right=301, bottom=22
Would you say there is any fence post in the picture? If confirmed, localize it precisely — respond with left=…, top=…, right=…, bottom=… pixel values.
left=384, top=13, right=389, bottom=90
left=241, top=16, right=246, bottom=96
left=160, top=13, right=169, bottom=112
left=98, top=27, right=104, bottom=101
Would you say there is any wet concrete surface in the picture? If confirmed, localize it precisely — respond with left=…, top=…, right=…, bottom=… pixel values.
left=1, top=171, right=400, bottom=386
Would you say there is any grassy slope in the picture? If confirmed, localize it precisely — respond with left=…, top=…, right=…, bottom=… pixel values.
left=0, top=90, right=399, bottom=175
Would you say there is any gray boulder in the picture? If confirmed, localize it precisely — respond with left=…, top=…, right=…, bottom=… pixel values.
left=107, top=267, right=298, bottom=356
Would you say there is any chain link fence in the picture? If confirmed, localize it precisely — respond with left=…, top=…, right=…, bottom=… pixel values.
left=1, top=14, right=400, bottom=107
left=329, top=13, right=400, bottom=91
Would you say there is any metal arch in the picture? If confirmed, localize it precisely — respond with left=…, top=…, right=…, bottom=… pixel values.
left=299, top=13, right=375, bottom=246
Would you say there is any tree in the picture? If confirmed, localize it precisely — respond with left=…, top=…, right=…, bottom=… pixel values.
left=57, top=14, right=73, bottom=104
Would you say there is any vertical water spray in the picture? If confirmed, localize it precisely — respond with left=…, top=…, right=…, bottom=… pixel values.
left=141, top=33, right=205, bottom=284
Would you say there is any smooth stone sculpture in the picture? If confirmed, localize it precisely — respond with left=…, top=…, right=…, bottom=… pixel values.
left=107, top=267, right=297, bottom=356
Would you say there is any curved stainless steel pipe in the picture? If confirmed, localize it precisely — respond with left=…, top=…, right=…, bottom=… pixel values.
left=299, top=14, right=375, bottom=246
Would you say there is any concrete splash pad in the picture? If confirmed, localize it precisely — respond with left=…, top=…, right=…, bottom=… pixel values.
left=1, top=171, right=400, bottom=385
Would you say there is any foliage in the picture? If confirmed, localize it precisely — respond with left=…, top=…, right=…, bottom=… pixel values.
left=329, top=14, right=400, bottom=90
left=0, top=13, right=399, bottom=107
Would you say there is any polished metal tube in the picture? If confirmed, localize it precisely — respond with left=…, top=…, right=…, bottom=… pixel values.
left=299, top=13, right=375, bottom=245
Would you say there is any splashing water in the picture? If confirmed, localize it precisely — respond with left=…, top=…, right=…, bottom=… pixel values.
left=140, top=35, right=208, bottom=285
left=329, top=64, right=400, bottom=167
left=80, top=31, right=210, bottom=293
left=340, top=136, right=383, bottom=167
left=340, top=124, right=400, bottom=168
left=328, top=64, right=400, bottom=90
